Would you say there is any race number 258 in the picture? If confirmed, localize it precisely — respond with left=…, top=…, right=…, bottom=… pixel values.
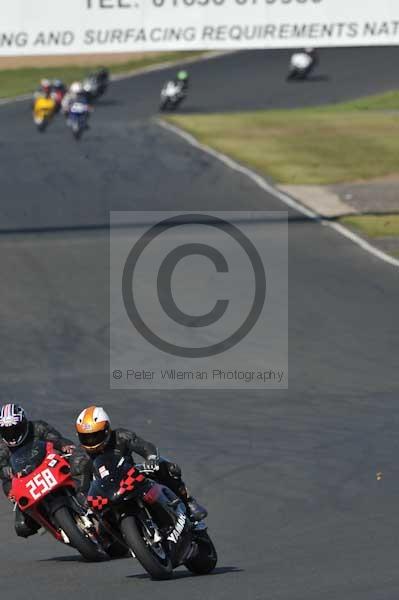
left=26, top=469, right=58, bottom=500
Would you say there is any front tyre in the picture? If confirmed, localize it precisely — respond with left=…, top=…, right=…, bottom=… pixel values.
left=36, top=120, right=47, bottom=132
left=185, top=531, right=217, bottom=575
left=53, top=506, right=104, bottom=562
left=120, top=516, right=172, bottom=580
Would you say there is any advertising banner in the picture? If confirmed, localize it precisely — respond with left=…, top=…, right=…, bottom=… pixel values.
left=1, top=0, right=399, bottom=55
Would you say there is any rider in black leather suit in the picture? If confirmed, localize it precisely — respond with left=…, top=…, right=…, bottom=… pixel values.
left=75, top=406, right=207, bottom=522
left=0, top=405, right=79, bottom=538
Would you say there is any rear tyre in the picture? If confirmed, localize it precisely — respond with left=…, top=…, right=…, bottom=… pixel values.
left=53, top=506, right=104, bottom=562
left=185, top=532, right=217, bottom=575
left=120, top=516, right=172, bottom=580
left=159, top=100, right=168, bottom=112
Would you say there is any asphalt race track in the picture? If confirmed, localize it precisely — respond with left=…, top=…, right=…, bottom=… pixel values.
left=0, top=49, right=399, bottom=600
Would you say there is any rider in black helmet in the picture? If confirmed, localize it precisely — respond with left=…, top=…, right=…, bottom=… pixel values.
left=0, top=404, right=77, bottom=538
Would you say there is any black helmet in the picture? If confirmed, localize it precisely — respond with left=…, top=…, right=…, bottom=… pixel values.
left=0, top=404, right=29, bottom=448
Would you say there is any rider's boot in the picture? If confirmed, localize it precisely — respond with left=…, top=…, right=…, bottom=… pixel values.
left=177, top=485, right=208, bottom=522
left=15, top=507, right=40, bottom=538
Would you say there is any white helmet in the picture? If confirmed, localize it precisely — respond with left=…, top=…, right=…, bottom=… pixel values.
left=70, top=81, right=83, bottom=94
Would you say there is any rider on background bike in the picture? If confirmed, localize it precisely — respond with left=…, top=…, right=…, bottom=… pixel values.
left=175, top=70, right=189, bottom=91
left=75, top=406, right=207, bottom=522
left=0, top=404, right=78, bottom=538
left=33, top=78, right=52, bottom=102
left=303, top=47, right=319, bottom=66
left=61, top=81, right=90, bottom=115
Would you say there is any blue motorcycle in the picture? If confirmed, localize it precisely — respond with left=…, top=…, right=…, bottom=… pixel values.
left=67, top=101, right=90, bottom=140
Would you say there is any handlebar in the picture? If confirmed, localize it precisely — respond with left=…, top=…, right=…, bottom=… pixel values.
left=135, top=463, right=159, bottom=474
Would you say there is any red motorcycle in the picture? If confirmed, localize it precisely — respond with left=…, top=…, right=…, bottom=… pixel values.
left=51, top=81, right=66, bottom=112
left=10, top=439, right=105, bottom=561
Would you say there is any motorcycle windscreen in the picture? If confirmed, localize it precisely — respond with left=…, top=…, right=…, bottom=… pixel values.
left=10, top=439, right=47, bottom=477
left=88, top=452, right=134, bottom=501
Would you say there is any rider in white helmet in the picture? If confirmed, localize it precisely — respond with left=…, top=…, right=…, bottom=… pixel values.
left=61, top=81, right=87, bottom=114
left=32, top=78, right=52, bottom=104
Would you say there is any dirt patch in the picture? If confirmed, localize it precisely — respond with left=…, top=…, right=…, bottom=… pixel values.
left=0, top=52, right=168, bottom=70
left=330, top=179, right=399, bottom=214
left=348, top=173, right=399, bottom=185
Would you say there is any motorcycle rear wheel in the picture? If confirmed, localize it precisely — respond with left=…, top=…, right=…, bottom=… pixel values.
left=120, top=516, right=173, bottom=580
left=53, top=506, right=104, bottom=562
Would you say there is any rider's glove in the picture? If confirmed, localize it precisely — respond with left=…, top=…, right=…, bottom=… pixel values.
left=61, top=444, right=76, bottom=455
left=143, top=455, right=160, bottom=472
left=76, top=491, right=88, bottom=509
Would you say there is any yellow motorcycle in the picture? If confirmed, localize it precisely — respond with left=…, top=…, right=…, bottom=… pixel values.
left=33, top=96, right=57, bottom=132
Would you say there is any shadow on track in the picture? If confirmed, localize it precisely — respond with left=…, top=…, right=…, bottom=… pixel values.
left=286, top=74, right=330, bottom=84
left=126, top=565, right=242, bottom=581
left=39, top=554, right=87, bottom=563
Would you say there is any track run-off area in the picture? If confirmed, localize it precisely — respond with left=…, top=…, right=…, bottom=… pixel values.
left=0, top=48, right=399, bottom=600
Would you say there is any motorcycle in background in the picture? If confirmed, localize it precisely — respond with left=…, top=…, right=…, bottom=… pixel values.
left=287, top=48, right=318, bottom=80
left=93, top=68, right=110, bottom=98
left=87, top=452, right=217, bottom=579
left=82, top=75, right=100, bottom=102
left=32, top=95, right=57, bottom=132
left=10, top=439, right=105, bottom=561
left=51, top=79, right=67, bottom=112
left=82, top=69, right=110, bottom=102
left=67, top=101, right=91, bottom=140
left=160, top=81, right=186, bottom=112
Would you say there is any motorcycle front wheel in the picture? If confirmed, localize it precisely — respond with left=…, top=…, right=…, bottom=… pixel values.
left=120, top=516, right=172, bottom=580
left=159, top=99, right=169, bottom=112
left=53, top=505, right=105, bottom=562
left=36, top=120, right=48, bottom=132
left=72, top=124, right=82, bottom=140
left=185, top=531, right=217, bottom=575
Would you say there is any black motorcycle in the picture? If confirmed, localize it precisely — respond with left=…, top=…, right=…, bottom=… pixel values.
left=83, top=69, right=109, bottom=101
left=87, top=451, right=217, bottom=579
left=94, top=68, right=109, bottom=97
left=67, top=100, right=90, bottom=140
left=287, top=49, right=318, bottom=81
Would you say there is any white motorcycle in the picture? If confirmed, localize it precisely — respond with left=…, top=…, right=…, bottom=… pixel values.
left=287, top=50, right=317, bottom=80
left=159, top=81, right=186, bottom=112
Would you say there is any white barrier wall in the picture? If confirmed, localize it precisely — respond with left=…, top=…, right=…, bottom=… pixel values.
left=1, top=0, right=399, bottom=56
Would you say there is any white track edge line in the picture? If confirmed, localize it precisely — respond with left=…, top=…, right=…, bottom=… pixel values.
left=158, top=119, right=399, bottom=269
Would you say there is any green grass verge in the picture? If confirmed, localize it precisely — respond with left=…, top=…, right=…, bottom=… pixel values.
left=329, top=90, right=399, bottom=112
left=340, top=214, right=399, bottom=238
left=0, top=51, right=203, bottom=99
left=167, top=89, right=399, bottom=185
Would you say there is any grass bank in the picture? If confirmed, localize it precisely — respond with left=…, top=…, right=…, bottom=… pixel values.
left=0, top=51, right=204, bottom=99
left=340, top=214, right=399, bottom=238
left=167, top=89, right=399, bottom=185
